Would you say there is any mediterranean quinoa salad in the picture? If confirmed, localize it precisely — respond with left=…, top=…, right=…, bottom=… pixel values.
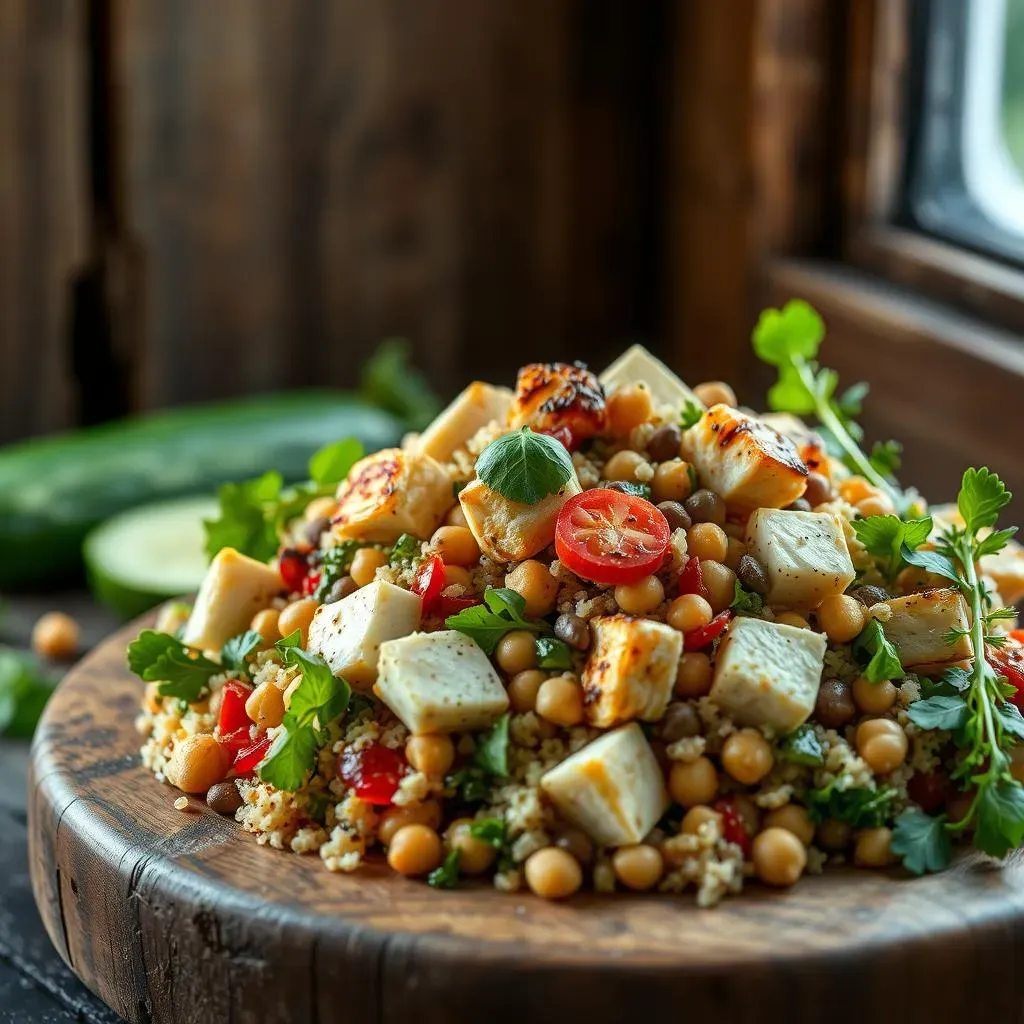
left=131, top=300, right=1024, bottom=905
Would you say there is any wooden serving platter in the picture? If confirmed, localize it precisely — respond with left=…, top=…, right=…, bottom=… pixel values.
left=28, top=617, right=1024, bottom=1024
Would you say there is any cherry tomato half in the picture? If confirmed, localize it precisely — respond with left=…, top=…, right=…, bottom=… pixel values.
left=279, top=547, right=311, bottom=594
left=218, top=679, right=254, bottom=735
left=683, top=610, right=733, bottom=651
left=339, top=743, right=407, bottom=805
left=989, top=639, right=1024, bottom=709
left=555, top=488, right=670, bottom=586
left=412, top=555, right=446, bottom=616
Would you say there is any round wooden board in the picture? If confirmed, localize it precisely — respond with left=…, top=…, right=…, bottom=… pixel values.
left=28, top=616, right=1024, bottom=1024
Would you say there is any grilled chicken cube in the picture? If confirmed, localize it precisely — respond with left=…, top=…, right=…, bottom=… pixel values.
left=332, top=448, right=452, bottom=543
left=417, top=381, right=514, bottom=463
left=375, top=629, right=509, bottom=734
left=878, top=589, right=973, bottom=673
left=758, top=412, right=832, bottom=481
left=307, top=580, right=422, bottom=689
left=582, top=615, right=682, bottom=727
left=540, top=723, right=667, bottom=847
left=508, top=362, right=606, bottom=447
left=683, top=404, right=809, bottom=512
left=710, top=617, right=826, bottom=733
left=459, top=475, right=582, bottom=563
left=599, top=343, right=704, bottom=414
left=746, top=508, right=856, bottom=609
left=930, top=503, right=1024, bottom=605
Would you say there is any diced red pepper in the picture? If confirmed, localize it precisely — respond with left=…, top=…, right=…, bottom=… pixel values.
left=713, top=798, right=751, bottom=856
left=683, top=610, right=733, bottom=650
left=218, top=679, right=253, bottom=735
left=232, top=734, right=272, bottom=775
left=412, top=555, right=447, bottom=616
left=678, top=556, right=709, bottom=599
left=438, top=594, right=481, bottom=618
left=279, top=548, right=309, bottom=593
left=338, top=743, right=407, bottom=806
left=302, top=571, right=322, bottom=597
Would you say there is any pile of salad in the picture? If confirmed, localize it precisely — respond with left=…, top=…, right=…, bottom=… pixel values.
left=131, top=300, right=1024, bottom=905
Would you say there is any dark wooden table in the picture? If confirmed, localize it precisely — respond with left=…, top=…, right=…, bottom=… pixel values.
left=0, top=591, right=124, bottom=1023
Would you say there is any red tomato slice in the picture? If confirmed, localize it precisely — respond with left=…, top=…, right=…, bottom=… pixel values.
left=412, top=555, right=446, bottom=616
left=989, top=639, right=1024, bottom=708
left=713, top=798, right=751, bottom=856
left=218, top=679, right=253, bottom=735
left=339, top=743, right=407, bottom=805
left=555, top=488, right=670, bottom=585
left=678, top=556, right=708, bottom=599
left=683, top=610, right=733, bottom=650
left=232, top=734, right=271, bottom=775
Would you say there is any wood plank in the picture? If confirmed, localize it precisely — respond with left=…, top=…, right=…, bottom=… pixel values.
left=0, top=0, right=88, bottom=443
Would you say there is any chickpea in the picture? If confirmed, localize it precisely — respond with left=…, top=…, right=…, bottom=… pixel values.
left=693, top=380, right=737, bottom=407
left=446, top=504, right=470, bottom=528
left=377, top=801, right=442, bottom=846
left=667, top=593, right=713, bottom=633
left=816, top=594, right=867, bottom=644
left=700, top=560, right=737, bottom=614
left=495, top=630, right=538, bottom=675
left=612, top=844, right=664, bottom=891
left=764, top=804, right=814, bottom=846
left=447, top=818, right=498, bottom=875
left=604, top=449, right=650, bottom=483
left=250, top=608, right=281, bottom=647
left=431, top=525, right=480, bottom=567
left=674, top=652, right=714, bottom=698
left=839, top=476, right=875, bottom=505
left=816, top=818, right=851, bottom=851
left=406, top=734, right=455, bottom=777
left=31, top=611, right=79, bottom=661
left=278, top=598, right=318, bottom=647
left=721, top=728, right=774, bottom=785
left=245, top=680, right=286, bottom=729
left=552, top=824, right=594, bottom=865
left=684, top=488, right=726, bottom=526
left=350, top=547, right=389, bottom=587
left=169, top=734, right=230, bottom=795
left=506, top=560, right=559, bottom=617
left=387, top=824, right=444, bottom=877
left=536, top=675, right=585, bottom=727
left=508, top=669, right=546, bottom=712
left=775, top=611, right=810, bottom=630
left=524, top=847, right=583, bottom=899
left=857, top=495, right=896, bottom=518
left=687, top=523, right=728, bottom=563
left=856, top=718, right=908, bottom=775
left=681, top=805, right=723, bottom=836
left=853, top=827, right=896, bottom=868
left=724, top=537, right=746, bottom=571
left=615, top=574, right=665, bottom=615
left=814, top=678, right=857, bottom=728
left=443, top=564, right=473, bottom=591
left=852, top=676, right=897, bottom=714
left=652, top=459, right=693, bottom=503
left=606, top=384, right=654, bottom=434
left=752, top=827, right=807, bottom=887
left=668, top=756, right=718, bottom=808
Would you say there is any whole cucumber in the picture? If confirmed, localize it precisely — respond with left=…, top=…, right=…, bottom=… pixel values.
left=0, top=392, right=400, bottom=587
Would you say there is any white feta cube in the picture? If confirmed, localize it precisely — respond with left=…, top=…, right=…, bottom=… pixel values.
left=599, top=344, right=703, bottom=414
left=709, top=617, right=826, bottom=733
left=375, top=629, right=509, bottom=734
left=540, top=723, right=667, bottom=847
left=307, top=580, right=422, bottom=689
left=582, top=615, right=681, bottom=727
left=746, top=508, right=856, bottom=609
left=878, top=589, right=973, bottom=673
left=417, top=382, right=513, bottom=463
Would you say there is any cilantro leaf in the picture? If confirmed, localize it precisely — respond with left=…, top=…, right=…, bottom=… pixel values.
left=974, top=778, right=1024, bottom=858
left=805, top=782, right=896, bottom=828
left=445, top=587, right=545, bottom=654
left=473, top=714, right=510, bottom=777
left=127, top=630, right=222, bottom=703
left=852, top=515, right=932, bottom=580
left=535, top=636, right=572, bottom=669
left=204, top=471, right=284, bottom=562
left=900, top=546, right=960, bottom=584
left=680, top=400, right=704, bottom=430
left=752, top=299, right=824, bottom=367
left=959, top=467, right=1012, bottom=535
left=730, top=580, right=764, bottom=616
left=308, top=438, right=363, bottom=486
left=221, top=630, right=263, bottom=675
left=0, top=649, right=55, bottom=738
left=475, top=427, right=575, bottom=505
left=852, top=619, right=904, bottom=683
left=777, top=724, right=824, bottom=767
left=907, top=694, right=970, bottom=731
left=258, top=725, right=319, bottom=793
left=427, top=849, right=462, bottom=889
left=314, top=540, right=371, bottom=601
left=976, top=526, right=1019, bottom=559
left=891, top=810, right=952, bottom=875
left=869, top=439, right=903, bottom=478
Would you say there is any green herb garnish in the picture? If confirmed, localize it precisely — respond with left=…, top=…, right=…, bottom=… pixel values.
left=777, top=724, right=824, bottom=767
left=446, top=714, right=511, bottom=804
left=535, top=636, right=573, bottom=669
left=127, top=630, right=222, bottom=703
left=852, top=618, right=903, bottom=683
left=0, top=649, right=56, bottom=738
left=805, top=782, right=896, bottom=829
left=314, top=540, right=372, bottom=601
left=730, top=581, right=764, bottom=616
left=360, top=339, right=442, bottom=431
left=427, top=849, right=462, bottom=889
left=389, top=533, right=424, bottom=568
left=475, top=427, right=575, bottom=505
left=602, top=480, right=653, bottom=501
left=220, top=630, right=263, bottom=676
left=445, top=589, right=546, bottom=655
left=680, top=399, right=704, bottom=430
left=890, top=809, right=952, bottom=875
left=852, top=515, right=933, bottom=582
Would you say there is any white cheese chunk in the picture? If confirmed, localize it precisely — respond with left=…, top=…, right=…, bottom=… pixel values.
left=540, top=723, right=667, bottom=848
left=307, top=580, right=422, bottom=689
left=582, top=615, right=681, bottom=727
left=683, top=404, right=808, bottom=512
left=877, top=589, right=973, bottom=673
left=709, top=617, right=826, bottom=733
left=459, top=475, right=582, bottom=563
left=332, top=448, right=453, bottom=543
left=417, top=382, right=513, bottom=463
left=746, top=508, right=856, bottom=609
left=599, top=344, right=703, bottom=414
left=375, top=629, right=509, bottom=734
left=182, top=548, right=281, bottom=651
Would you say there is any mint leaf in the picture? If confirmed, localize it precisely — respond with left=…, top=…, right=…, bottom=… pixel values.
left=475, top=427, right=575, bottom=504
left=473, top=714, right=510, bottom=778
left=309, top=438, right=363, bottom=486
left=467, top=817, right=508, bottom=848
left=869, top=439, right=903, bottom=478
left=974, top=778, right=1024, bottom=858
left=680, top=400, right=704, bottom=429
left=221, top=630, right=263, bottom=674
left=907, top=694, right=970, bottom=731
left=535, top=636, right=572, bottom=670
left=891, top=810, right=952, bottom=875
left=852, top=619, right=903, bottom=683
left=959, top=467, right=1012, bottom=535
left=427, top=849, right=462, bottom=889
left=445, top=587, right=545, bottom=654
left=730, top=580, right=764, bottom=616
left=127, top=629, right=222, bottom=703
left=777, top=724, right=824, bottom=767
left=276, top=629, right=302, bottom=652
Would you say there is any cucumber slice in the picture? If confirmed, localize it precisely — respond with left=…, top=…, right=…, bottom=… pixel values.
left=84, top=496, right=219, bottom=619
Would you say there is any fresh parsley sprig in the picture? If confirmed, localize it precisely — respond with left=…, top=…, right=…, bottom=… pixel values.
left=680, top=399, right=704, bottom=430
left=475, top=427, right=575, bottom=505
left=730, top=581, right=764, bottom=617
left=777, top=724, right=824, bottom=767
left=851, top=618, right=904, bottom=683
left=752, top=300, right=901, bottom=504
left=446, top=714, right=511, bottom=804
left=445, top=589, right=547, bottom=654
left=852, top=515, right=933, bottom=583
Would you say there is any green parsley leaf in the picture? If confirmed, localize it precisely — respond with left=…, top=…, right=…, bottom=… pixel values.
left=852, top=515, right=932, bottom=580
left=204, top=471, right=284, bottom=562
left=389, top=534, right=424, bottom=568
left=805, top=782, right=896, bottom=829
left=276, top=629, right=302, bottom=651
left=601, top=480, right=653, bottom=500
left=359, top=338, right=442, bottom=430
left=959, top=467, right=1012, bottom=535
left=259, top=725, right=319, bottom=793
left=730, top=580, right=764, bottom=616
left=445, top=587, right=545, bottom=654
left=0, top=649, right=55, bottom=738
left=891, top=810, right=952, bottom=875
left=777, top=724, right=824, bottom=767
left=221, top=630, right=263, bottom=675
left=535, top=636, right=573, bottom=670
left=974, top=778, right=1024, bottom=858
left=975, top=526, right=1020, bottom=559
left=836, top=381, right=869, bottom=420
left=308, top=438, right=364, bottom=486
left=899, top=545, right=960, bottom=585
left=475, top=427, right=575, bottom=505
left=446, top=766, right=492, bottom=804
left=474, top=714, right=510, bottom=778
left=314, top=540, right=371, bottom=600
left=852, top=619, right=904, bottom=683
left=427, top=849, right=462, bottom=889
left=752, top=299, right=824, bottom=368
left=680, top=400, right=704, bottom=430
left=467, top=817, right=508, bottom=848
left=907, top=694, right=970, bottom=731
left=127, top=630, right=222, bottom=703
left=996, top=701, right=1024, bottom=742
left=869, top=439, right=903, bottom=478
